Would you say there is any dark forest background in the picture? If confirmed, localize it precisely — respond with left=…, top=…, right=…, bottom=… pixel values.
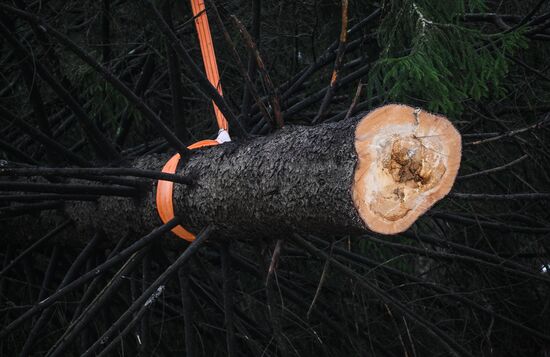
left=1, top=0, right=550, bottom=356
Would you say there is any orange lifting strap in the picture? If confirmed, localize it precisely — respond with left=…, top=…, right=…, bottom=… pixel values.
left=156, top=0, right=229, bottom=242
left=190, top=0, right=228, bottom=132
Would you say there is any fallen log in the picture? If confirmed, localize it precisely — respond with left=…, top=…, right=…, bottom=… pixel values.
left=3, top=104, right=461, bottom=241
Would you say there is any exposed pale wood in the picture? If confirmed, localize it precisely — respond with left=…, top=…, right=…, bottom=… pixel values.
left=353, top=104, right=461, bottom=234
left=2, top=105, right=461, bottom=242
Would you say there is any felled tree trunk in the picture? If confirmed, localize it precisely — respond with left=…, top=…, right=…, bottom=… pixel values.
left=62, top=104, right=462, bottom=241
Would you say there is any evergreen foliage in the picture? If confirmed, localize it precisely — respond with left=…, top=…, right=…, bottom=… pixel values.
left=369, top=0, right=528, bottom=116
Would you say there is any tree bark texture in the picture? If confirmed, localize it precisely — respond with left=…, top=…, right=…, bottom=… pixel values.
left=4, top=105, right=461, bottom=243
left=67, top=113, right=365, bottom=240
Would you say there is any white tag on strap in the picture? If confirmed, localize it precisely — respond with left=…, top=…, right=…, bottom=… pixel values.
left=215, top=129, right=231, bottom=144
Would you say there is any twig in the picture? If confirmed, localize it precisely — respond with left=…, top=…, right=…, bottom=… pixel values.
left=0, top=217, right=182, bottom=340
left=141, top=1, right=247, bottom=137
left=7, top=15, right=53, bottom=147
left=162, top=3, right=188, bottom=142
left=20, top=233, right=103, bottom=355
left=140, top=250, right=152, bottom=354
left=0, top=201, right=63, bottom=218
left=0, top=167, right=193, bottom=185
left=241, top=0, right=262, bottom=126
left=0, top=220, right=72, bottom=278
left=36, top=246, right=58, bottom=303
left=465, top=114, right=550, bottom=145
left=0, top=106, right=92, bottom=166
left=449, top=192, right=550, bottom=200
left=283, top=63, right=370, bottom=119
left=46, top=248, right=148, bottom=357
left=281, top=9, right=380, bottom=101
left=291, top=234, right=474, bottom=357
left=313, top=0, right=349, bottom=124
left=265, top=239, right=283, bottom=287
left=178, top=266, right=195, bottom=357
left=344, top=81, right=363, bottom=121
left=246, top=36, right=373, bottom=131
left=207, top=1, right=273, bottom=128
left=363, top=234, right=550, bottom=284
left=72, top=232, right=132, bottom=319
left=0, top=181, right=138, bottom=197
left=231, top=251, right=343, bottom=335
left=101, top=0, right=111, bottom=63
left=260, top=240, right=287, bottom=355
left=431, top=212, right=550, bottom=234
left=83, top=226, right=213, bottom=357
left=0, top=194, right=98, bottom=202
left=307, top=234, right=550, bottom=341
left=231, top=15, right=284, bottom=129
left=0, top=4, right=190, bottom=158
left=400, top=232, right=540, bottom=274
left=507, top=54, right=550, bottom=82
left=307, top=241, right=333, bottom=319
left=0, top=138, right=40, bottom=165
left=458, top=155, right=528, bottom=180
left=0, top=18, right=121, bottom=162
left=115, top=54, right=156, bottom=146
left=220, top=242, right=236, bottom=357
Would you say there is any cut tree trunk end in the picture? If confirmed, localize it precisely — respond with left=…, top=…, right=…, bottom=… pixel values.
left=164, top=103, right=461, bottom=238
left=1, top=105, right=461, bottom=243
left=353, top=104, right=462, bottom=234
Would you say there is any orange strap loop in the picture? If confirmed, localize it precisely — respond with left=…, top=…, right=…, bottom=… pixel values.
left=156, top=140, right=219, bottom=241
left=190, top=0, right=228, bottom=132
left=156, top=0, right=228, bottom=241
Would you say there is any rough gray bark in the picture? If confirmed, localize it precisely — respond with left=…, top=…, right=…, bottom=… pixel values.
left=67, top=114, right=366, bottom=241
left=3, top=105, right=461, bottom=244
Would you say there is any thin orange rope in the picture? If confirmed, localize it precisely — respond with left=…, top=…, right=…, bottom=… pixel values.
left=156, top=0, right=227, bottom=241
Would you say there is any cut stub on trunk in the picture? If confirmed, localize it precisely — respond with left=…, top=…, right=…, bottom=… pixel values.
left=353, top=104, right=462, bottom=234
